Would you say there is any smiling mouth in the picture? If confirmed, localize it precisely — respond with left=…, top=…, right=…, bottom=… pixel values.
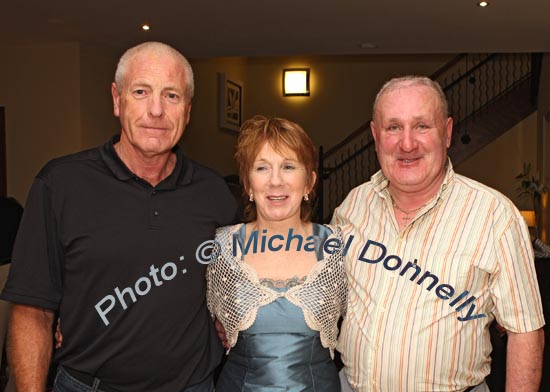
left=399, top=158, right=419, bottom=164
left=268, top=196, right=287, bottom=201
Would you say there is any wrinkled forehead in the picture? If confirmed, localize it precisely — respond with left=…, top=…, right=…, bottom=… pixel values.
left=376, top=84, right=445, bottom=120
left=125, top=51, right=187, bottom=85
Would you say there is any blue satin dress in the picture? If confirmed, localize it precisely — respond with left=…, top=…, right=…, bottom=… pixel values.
left=216, top=294, right=340, bottom=391
left=215, top=226, right=340, bottom=392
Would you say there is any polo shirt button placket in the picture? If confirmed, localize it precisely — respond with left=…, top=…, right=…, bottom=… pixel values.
left=147, top=189, right=161, bottom=225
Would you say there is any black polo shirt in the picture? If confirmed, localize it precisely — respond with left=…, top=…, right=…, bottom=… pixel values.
left=2, top=136, right=237, bottom=391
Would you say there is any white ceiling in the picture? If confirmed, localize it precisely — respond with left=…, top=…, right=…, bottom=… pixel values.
left=2, top=0, right=549, bottom=58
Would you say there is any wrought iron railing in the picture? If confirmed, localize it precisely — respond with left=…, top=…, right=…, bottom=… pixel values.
left=315, top=53, right=541, bottom=222
left=444, top=53, right=538, bottom=143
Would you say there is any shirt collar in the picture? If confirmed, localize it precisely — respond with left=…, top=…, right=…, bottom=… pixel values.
left=372, top=158, right=455, bottom=203
left=99, top=134, right=193, bottom=189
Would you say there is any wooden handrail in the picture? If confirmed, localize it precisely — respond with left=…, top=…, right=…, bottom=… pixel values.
left=430, top=54, right=467, bottom=80
left=323, top=53, right=472, bottom=160
left=324, top=139, right=376, bottom=173
left=323, top=122, right=371, bottom=159
left=318, top=52, right=537, bottom=223
left=443, top=54, right=497, bottom=92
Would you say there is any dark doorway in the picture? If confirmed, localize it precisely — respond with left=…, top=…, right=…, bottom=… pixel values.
left=0, top=107, right=6, bottom=197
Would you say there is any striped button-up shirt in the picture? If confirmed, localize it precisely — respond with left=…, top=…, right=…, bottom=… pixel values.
left=332, top=163, right=544, bottom=391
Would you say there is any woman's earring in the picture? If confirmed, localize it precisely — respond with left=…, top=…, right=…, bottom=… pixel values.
left=249, top=192, right=254, bottom=202
left=304, top=194, right=309, bottom=201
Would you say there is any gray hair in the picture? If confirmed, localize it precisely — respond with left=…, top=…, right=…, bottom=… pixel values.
left=372, top=76, right=448, bottom=121
left=114, top=41, right=194, bottom=100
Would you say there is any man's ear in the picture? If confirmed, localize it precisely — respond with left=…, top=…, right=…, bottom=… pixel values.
left=371, top=120, right=379, bottom=152
left=445, top=117, right=453, bottom=148
left=111, top=83, right=121, bottom=118
left=184, top=103, right=192, bottom=126
left=370, top=120, right=377, bottom=142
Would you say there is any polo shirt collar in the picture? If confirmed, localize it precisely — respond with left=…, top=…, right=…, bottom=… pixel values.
left=99, top=135, right=193, bottom=189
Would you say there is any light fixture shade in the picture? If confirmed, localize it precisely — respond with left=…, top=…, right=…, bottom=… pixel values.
left=283, top=68, right=310, bottom=96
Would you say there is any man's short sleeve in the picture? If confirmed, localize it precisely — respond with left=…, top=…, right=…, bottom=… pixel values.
left=491, top=214, right=545, bottom=332
left=1, top=176, right=63, bottom=310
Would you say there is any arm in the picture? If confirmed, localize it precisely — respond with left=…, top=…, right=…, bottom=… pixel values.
left=215, top=319, right=229, bottom=350
left=206, top=229, right=231, bottom=352
left=54, top=318, right=63, bottom=349
left=505, top=328, right=544, bottom=392
left=8, top=304, right=55, bottom=392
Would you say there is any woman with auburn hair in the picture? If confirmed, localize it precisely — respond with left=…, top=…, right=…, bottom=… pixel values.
left=207, top=115, right=347, bottom=391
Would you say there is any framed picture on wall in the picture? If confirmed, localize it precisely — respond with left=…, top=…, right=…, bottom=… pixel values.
left=218, top=73, right=243, bottom=132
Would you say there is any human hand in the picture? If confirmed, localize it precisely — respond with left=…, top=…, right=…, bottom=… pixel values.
left=495, top=322, right=507, bottom=337
left=55, top=318, right=63, bottom=349
left=215, top=319, right=229, bottom=350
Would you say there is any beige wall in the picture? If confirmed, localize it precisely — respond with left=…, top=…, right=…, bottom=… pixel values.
left=455, top=112, right=538, bottom=210
left=0, top=43, right=81, bottom=203
left=456, top=54, right=550, bottom=209
left=182, top=57, right=248, bottom=176
left=1, top=44, right=544, bottom=210
left=182, top=54, right=452, bottom=176
left=80, top=44, right=121, bottom=149
left=245, top=55, right=452, bottom=149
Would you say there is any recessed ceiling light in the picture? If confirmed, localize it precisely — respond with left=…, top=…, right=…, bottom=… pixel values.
left=142, top=24, right=150, bottom=31
left=359, top=42, right=377, bottom=49
left=478, top=1, right=490, bottom=7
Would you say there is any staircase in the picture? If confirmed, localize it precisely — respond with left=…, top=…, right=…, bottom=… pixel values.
left=315, top=53, right=542, bottom=223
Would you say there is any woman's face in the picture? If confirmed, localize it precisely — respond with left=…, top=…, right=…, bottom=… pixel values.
left=248, top=142, right=314, bottom=225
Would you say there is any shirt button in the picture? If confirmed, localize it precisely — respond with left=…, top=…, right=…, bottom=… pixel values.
left=152, top=190, right=157, bottom=195
left=154, top=211, right=159, bottom=216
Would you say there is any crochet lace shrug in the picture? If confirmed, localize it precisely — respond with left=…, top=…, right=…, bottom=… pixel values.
left=206, top=223, right=347, bottom=358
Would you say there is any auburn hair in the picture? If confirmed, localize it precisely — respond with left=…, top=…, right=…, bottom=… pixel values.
left=235, top=115, right=318, bottom=222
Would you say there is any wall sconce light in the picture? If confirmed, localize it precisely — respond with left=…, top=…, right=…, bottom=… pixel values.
left=520, top=210, right=537, bottom=228
left=520, top=210, right=537, bottom=238
left=283, top=68, right=310, bottom=96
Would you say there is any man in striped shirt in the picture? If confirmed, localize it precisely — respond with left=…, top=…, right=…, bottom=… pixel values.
left=333, top=76, right=544, bottom=391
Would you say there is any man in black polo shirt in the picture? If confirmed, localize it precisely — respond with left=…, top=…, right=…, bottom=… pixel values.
left=1, top=42, right=237, bottom=392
